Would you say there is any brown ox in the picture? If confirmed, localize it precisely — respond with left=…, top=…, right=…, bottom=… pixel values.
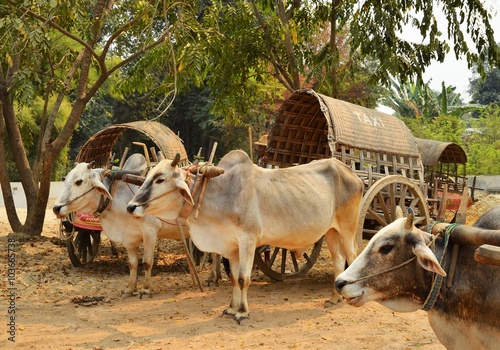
left=335, top=207, right=500, bottom=350
left=127, top=150, right=363, bottom=322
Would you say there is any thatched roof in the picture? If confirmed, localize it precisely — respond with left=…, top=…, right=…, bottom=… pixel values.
left=414, top=138, right=467, bottom=167
left=267, top=89, right=420, bottom=166
left=76, top=121, right=188, bottom=166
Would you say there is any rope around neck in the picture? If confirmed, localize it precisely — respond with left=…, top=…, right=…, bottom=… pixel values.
left=420, top=223, right=456, bottom=311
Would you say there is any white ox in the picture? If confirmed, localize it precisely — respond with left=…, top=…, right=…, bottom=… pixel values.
left=335, top=207, right=500, bottom=350
left=53, top=154, right=192, bottom=298
left=127, top=150, right=364, bottom=322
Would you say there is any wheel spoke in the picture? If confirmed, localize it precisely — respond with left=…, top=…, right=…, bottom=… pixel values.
left=398, top=184, right=408, bottom=213
left=368, top=207, right=387, bottom=227
left=389, top=183, right=396, bottom=221
left=291, top=252, right=299, bottom=272
left=376, top=191, right=390, bottom=223
left=280, top=249, right=288, bottom=274
left=269, top=247, right=280, bottom=267
left=253, top=237, right=323, bottom=281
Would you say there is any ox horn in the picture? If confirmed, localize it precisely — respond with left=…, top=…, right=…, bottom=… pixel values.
left=87, top=161, right=95, bottom=169
left=405, top=207, right=414, bottom=229
left=171, top=153, right=181, bottom=167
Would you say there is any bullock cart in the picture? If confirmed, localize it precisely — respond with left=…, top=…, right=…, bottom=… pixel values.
left=59, top=121, right=189, bottom=266
left=256, top=89, right=468, bottom=280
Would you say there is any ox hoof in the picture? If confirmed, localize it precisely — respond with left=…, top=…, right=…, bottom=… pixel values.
left=138, top=290, right=152, bottom=299
left=206, top=279, right=220, bottom=287
left=234, top=314, right=250, bottom=325
left=222, top=308, right=236, bottom=317
left=120, top=291, right=135, bottom=299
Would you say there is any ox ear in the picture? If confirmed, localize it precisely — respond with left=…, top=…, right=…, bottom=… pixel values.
left=395, top=206, right=404, bottom=219
left=90, top=173, right=113, bottom=200
left=173, top=176, right=194, bottom=206
left=412, top=235, right=446, bottom=277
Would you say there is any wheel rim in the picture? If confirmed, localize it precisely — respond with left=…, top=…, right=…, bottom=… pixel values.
left=67, top=230, right=101, bottom=267
left=254, top=237, right=324, bottom=281
left=356, top=175, right=430, bottom=247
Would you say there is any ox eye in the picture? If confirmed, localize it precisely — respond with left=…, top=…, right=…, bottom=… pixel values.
left=75, top=179, right=83, bottom=186
left=379, top=244, right=394, bottom=255
left=155, top=179, right=164, bottom=184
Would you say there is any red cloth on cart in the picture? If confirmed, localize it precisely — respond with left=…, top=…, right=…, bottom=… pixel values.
left=438, top=191, right=472, bottom=211
left=73, top=212, right=103, bottom=231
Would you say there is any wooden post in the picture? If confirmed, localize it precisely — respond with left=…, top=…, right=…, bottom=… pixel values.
left=446, top=186, right=469, bottom=288
left=248, top=127, right=253, bottom=162
left=176, top=218, right=204, bottom=292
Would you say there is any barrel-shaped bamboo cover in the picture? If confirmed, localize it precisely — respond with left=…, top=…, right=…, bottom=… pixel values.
left=76, top=121, right=188, bottom=166
left=267, top=89, right=420, bottom=167
left=414, top=138, right=467, bottom=167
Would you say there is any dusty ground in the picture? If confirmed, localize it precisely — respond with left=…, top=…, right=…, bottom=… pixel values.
left=1, top=194, right=499, bottom=350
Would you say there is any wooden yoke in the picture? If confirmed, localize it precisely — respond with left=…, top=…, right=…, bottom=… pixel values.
left=428, top=222, right=500, bottom=266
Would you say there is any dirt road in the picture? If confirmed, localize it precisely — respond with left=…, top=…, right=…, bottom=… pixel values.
left=1, top=194, right=499, bottom=350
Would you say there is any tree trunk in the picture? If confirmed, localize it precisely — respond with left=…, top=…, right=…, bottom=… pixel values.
left=0, top=103, right=22, bottom=231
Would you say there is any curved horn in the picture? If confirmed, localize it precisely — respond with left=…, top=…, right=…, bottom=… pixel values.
left=171, top=153, right=181, bottom=167
left=405, top=207, right=414, bottom=229
left=87, top=161, right=95, bottom=169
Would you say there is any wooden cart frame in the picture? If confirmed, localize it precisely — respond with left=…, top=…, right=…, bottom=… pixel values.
left=254, top=89, right=468, bottom=280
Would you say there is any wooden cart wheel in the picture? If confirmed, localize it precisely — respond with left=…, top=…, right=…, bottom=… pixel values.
left=254, top=237, right=324, bottom=281
left=66, top=230, right=101, bottom=267
left=356, top=175, right=430, bottom=250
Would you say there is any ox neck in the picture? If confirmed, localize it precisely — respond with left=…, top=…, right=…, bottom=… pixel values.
left=420, top=228, right=452, bottom=311
left=177, top=171, right=204, bottom=220
left=93, top=169, right=112, bottom=216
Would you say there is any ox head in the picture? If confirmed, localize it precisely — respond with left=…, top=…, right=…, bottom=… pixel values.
left=126, top=154, right=194, bottom=220
left=335, top=209, right=446, bottom=312
left=52, top=162, right=113, bottom=219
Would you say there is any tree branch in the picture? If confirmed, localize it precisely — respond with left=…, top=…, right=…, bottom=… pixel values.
left=4, top=0, right=104, bottom=73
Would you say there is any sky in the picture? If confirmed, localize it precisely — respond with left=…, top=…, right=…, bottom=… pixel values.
left=410, top=0, right=500, bottom=102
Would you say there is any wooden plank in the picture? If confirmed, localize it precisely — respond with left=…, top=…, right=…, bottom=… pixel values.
left=474, top=245, right=500, bottom=266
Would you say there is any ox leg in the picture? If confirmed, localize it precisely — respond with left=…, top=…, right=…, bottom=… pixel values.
left=324, top=230, right=348, bottom=306
left=121, top=246, right=139, bottom=299
left=208, top=253, right=222, bottom=286
left=223, top=258, right=241, bottom=316
left=139, top=234, right=156, bottom=298
left=224, top=242, right=254, bottom=323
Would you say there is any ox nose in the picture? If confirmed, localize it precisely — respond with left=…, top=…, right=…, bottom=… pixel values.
left=53, top=205, right=62, bottom=215
left=127, top=204, right=137, bottom=214
left=335, top=278, right=348, bottom=292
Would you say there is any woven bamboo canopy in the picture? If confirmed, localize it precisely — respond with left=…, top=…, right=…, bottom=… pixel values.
left=76, top=121, right=188, bottom=167
left=414, top=137, right=467, bottom=194
left=267, top=89, right=421, bottom=168
left=414, top=138, right=467, bottom=167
